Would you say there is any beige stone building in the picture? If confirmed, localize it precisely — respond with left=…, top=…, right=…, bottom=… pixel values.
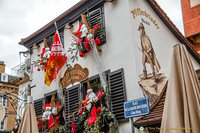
left=0, top=61, right=18, bottom=132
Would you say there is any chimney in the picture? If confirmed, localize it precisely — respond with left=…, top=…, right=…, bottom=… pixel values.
left=0, top=61, right=5, bottom=73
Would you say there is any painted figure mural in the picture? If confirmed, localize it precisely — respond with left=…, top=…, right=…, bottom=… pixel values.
left=137, top=23, right=167, bottom=105
left=138, top=23, right=160, bottom=80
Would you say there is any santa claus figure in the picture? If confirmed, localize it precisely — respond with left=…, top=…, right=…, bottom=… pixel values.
left=42, top=107, right=52, bottom=120
left=86, top=82, right=98, bottom=111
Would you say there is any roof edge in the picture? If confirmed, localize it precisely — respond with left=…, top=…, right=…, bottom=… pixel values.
left=19, top=0, right=87, bottom=45
left=133, top=82, right=168, bottom=127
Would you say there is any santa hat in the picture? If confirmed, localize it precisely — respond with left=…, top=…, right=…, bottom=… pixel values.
left=50, top=32, right=64, bottom=56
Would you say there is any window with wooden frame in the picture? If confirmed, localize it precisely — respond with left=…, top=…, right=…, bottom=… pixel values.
left=108, top=68, right=128, bottom=122
left=77, top=5, right=106, bottom=47
left=86, top=5, right=106, bottom=46
left=80, top=69, right=128, bottom=123
left=44, top=91, right=65, bottom=123
left=80, top=70, right=109, bottom=101
left=34, top=68, right=127, bottom=124
left=34, top=98, right=44, bottom=117
left=64, top=84, right=80, bottom=121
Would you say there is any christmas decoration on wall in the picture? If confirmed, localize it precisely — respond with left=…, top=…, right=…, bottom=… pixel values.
left=68, top=12, right=107, bottom=94
left=33, top=38, right=51, bottom=72
left=44, top=30, right=66, bottom=86
left=64, top=82, right=118, bottom=133
left=38, top=94, right=65, bottom=132
left=33, top=22, right=68, bottom=87
left=68, top=14, right=102, bottom=62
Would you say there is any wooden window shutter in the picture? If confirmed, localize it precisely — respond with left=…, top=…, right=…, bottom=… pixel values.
left=88, top=6, right=106, bottom=46
left=34, top=98, right=44, bottom=117
left=108, top=68, right=128, bottom=122
left=64, top=85, right=80, bottom=121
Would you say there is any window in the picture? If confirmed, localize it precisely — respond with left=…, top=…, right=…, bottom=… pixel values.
left=1, top=74, right=8, bottom=82
left=64, top=85, right=80, bottom=121
left=2, top=76, right=6, bottom=81
left=108, top=68, right=128, bottom=122
left=0, top=96, right=7, bottom=107
left=87, top=6, right=106, bottom=46
left=0, top=118, right=6, bottom=130
left=81, top=73, right=108, bottom=102
left=80, top=69, right=127, bottom=122
left=34, top=98, right=44, bottom=117
left=36, top=68, right=127, bottom=123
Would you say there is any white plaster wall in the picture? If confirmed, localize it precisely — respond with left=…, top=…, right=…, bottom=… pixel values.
left=129, top=0, right=200, bottom=78
left=27, top=0, right=200, bottom=132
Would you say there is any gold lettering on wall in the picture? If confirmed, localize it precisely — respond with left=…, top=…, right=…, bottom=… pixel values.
left=131, top=8, right=160, bottom=29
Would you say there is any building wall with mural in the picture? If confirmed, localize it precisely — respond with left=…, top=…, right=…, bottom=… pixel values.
left=129, top=0, right=200, bottom=105
left=17, top=0, right=200, bottom=132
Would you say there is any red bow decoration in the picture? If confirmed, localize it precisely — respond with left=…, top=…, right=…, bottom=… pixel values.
left=92, top=24, right=99, bottom=30
left=70, top=121, right=76, bottom=132
left=55, top=101, right=60, bottom=108
left=41, top=48, right=46, bottom=57
left=47, top=115, right=55, bottom=131
left=87, top=106, right=97, bottom=126
left=97, top=107, right=102, bottom=113
left=84, top=94, right=88, bottom=106
left=83, top=37, right=91, bottom=52
left=37, top=119, right=44, bottom=130
left=95, top=38, right=100, bottom=44
left=72, top=23, right=100, bottom=52
left=75, top=24, right=82, bottom=37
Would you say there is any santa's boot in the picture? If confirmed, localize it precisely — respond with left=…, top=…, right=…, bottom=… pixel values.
left=142, top=70, right=147, bottom=79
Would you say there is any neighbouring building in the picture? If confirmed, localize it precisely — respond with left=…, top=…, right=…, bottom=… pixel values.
left=16, top=0, right=200, bottom=132
left=181, top=0, right=200, bottom=53
left=0, top=61, right=18, bottom=132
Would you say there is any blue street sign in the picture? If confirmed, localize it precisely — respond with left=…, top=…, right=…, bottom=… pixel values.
left=124, top=97, right=150, bottom=118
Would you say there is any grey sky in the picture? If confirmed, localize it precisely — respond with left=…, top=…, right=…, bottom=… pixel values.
left=156, top=0, right=184, bottom=34
left=0, top=0, right=184, bottom=74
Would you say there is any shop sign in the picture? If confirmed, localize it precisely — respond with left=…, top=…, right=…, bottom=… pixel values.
left=124, top=97, right=150, bottom=118
left=130, top=8, right=160, bottom=29
left=60, top=64, right=89, bottom=88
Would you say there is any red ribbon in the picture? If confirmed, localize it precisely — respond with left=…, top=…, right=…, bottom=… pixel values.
left=87, top=106, right=97, bottom=126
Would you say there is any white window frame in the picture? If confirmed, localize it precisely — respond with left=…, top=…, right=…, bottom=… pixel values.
left=0, top=96, right=7, bottom=107
left=1, top=73, right=8, bottom=82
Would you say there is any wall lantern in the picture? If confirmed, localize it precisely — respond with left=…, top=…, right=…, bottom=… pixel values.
left=32, top=44, right=40, bottom=49
left=105, top=0, right=114, bottom=2
left=66, top=23, right=73, bottom=29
